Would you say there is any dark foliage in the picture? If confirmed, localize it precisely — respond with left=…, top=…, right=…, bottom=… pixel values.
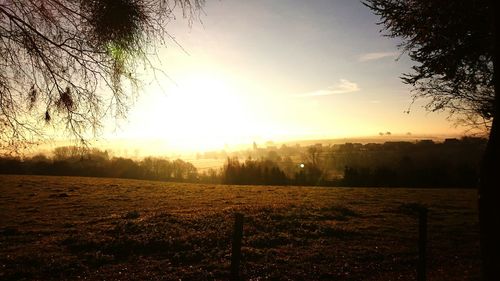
left=0, top=146, right=198, bottom=182
left=364, top=0, right=494, bottom=128
left=340, top=138, right=485, bottom=188
left=222, top=157, right=289, bottom=186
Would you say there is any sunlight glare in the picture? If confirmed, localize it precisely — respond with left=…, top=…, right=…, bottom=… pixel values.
left=127, top=70, right=269, bottom=152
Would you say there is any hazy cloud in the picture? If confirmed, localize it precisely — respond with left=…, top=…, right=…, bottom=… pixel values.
left=296, top=79, right=360, bottom=97
left=358, top=51, right=399, bottom=62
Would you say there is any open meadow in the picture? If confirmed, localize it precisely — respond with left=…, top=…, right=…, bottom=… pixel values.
left=0, top=175, right=480, bottom=280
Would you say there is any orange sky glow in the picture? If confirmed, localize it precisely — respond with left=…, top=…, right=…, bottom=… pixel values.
left=53, top=0, right=472, bottom=155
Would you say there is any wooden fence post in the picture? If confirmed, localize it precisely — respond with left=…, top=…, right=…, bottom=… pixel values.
left=231, top=213, right=244, bottom=281
left=418, top=208, right=428, bottom=281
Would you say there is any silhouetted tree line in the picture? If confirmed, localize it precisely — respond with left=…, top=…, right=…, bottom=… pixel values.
left=222, top=157, right=288, bottom=185
left=215, top=137, right=486, bottom=188
left=0, top=138, right=486, bottom=188
left=220, top=157, right=339, bottom=186
left=0, top=146, right=198, bottom=182
left=339, top=138, right=486, bottom=188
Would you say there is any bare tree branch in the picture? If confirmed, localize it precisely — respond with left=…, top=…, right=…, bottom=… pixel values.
left=0, top=0, right=204, bottom=153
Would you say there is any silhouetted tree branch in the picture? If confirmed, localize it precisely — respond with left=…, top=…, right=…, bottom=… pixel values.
left=365, top=0, right=494, bottom=130
left=0, top=0, right=203, bottom=153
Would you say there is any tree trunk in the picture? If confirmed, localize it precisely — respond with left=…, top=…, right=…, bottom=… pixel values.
left=479, top=2, right=499, bottom=280
left=479, top=115, right=500, bottom=281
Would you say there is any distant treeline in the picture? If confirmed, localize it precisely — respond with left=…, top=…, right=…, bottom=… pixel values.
left=0, top=146, right=198, bottom=182
left=222, top=158, right=289, bottom=185
left=216, top=137, right=486, bottom=188
left=0, top=137, right=486, bottom=188
left=336, top=138, right=485, bottom=188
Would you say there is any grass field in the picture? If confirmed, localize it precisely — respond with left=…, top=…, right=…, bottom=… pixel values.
left=0, top=175, right=480, bottom=280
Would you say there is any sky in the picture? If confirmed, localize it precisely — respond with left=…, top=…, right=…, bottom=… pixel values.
left=100, top=0, right=465, bottom=154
